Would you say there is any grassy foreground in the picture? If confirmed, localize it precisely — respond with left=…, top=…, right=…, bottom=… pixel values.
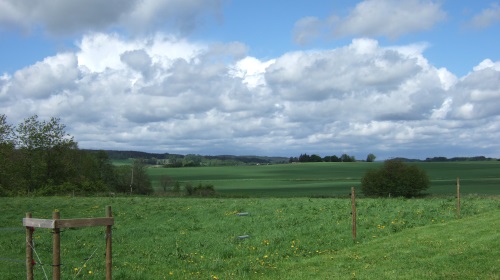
left=0, top=196, right=498, bottom=279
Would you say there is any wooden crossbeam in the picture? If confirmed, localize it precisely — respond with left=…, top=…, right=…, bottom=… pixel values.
left=23, top=217, right=114, bottom=229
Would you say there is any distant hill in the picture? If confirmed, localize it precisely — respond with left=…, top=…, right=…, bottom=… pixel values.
left=84, top=149, right=289, bottom=165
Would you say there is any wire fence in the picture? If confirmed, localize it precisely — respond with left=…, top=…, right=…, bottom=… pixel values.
left=1, top=226, right=108, bottom=279
left=0, top=227, right=24, bottom=231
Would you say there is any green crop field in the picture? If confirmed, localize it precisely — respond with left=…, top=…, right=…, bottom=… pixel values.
left=147, top=161, right=500, bottom=196
left=0, top=197, right=499, bottom=279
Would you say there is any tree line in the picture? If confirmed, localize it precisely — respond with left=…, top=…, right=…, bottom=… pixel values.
left=0, top=114, right=153, bottom=196
left=289, top=153, right=376, bottom=163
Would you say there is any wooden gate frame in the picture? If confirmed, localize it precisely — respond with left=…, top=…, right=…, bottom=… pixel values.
left=23, top=206, right=114, bottom=280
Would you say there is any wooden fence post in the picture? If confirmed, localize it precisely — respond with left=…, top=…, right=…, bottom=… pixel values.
left=457, top=177, right=461, bottom=218
left=351, top=187, right=357, bottom=240
left=106, top=206, right=113, bottom=280
left=23, top=207, right=114, bottom=280
left=53, top=210, right=61, bottom=280
left=26, top=212, right=33, bottom=280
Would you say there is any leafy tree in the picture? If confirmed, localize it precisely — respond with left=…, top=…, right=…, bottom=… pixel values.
left=0, top=115, right=18, bottom=194
left=114, top=165, right=133, bottom=193
left=0, top=114, right=118, bottom=195
left=0, top=114, right=13, bottom=143
left=341, top=153, right=355, bottom=162
left=130, top=159, right=153, bottom=195
left=93, top=150, right=117, bottom=188
left=310, top=154, right=323, bottom=162
left=299, top=153, right=311, bottom=162
left=289, top=157, right=298, bottom=163
left=160, top=175, right=174, bottom=192
left=366, top=153, right=376, bottom=162
left=361, top=159, right=430, bottom=198
left=15, top=115, right=77, bottom=192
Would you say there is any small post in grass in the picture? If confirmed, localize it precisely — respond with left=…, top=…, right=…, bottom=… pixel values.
left=456, top=177, right=461, bottom=218
left=25, top=212, right=33, bottom=280
left=105, top=206, right=113, bottom=280
left=53, top=210, right=61, bottom=280
left=351, top=186, right=357, bottom=241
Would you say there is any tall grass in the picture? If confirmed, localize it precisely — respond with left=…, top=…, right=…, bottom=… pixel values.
left=1, top=196, right=498, bottom=279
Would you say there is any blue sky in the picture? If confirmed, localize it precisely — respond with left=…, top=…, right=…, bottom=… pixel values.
left=1, top=0, right=500, bottom=159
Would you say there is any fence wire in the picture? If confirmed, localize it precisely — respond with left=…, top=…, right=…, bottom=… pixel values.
left=0, top=227, right=24, bottom=231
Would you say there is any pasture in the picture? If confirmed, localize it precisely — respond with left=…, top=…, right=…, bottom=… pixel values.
left=148, top=161, right=500, bottom=196
left=1, top=196, right=499, bottom=279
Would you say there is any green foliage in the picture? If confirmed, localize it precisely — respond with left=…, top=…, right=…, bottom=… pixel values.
left=113, top=160, right=154, bottom=195
left=366, top=153, right=376, bottom=162
left=184, top=182, right=194, bottom=195
left=0, top=114, right=124, bottom=196
left=361, top=160, right=430, bottom=197
left=193, top=183, right=216, bottom=196
left=184, top=182, right=216, bottom=196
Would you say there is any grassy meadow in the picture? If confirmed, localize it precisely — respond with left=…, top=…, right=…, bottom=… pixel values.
left=148, top=161, right=500, bottom=197
left=1, top=161, right=499, bottom=279
left=0, top=196, right=499, bottom=279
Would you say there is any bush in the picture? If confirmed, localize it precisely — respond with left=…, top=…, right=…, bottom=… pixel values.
left=361, top=160, right=430, bottom=198
left=185, top=183, right=216, bottom=196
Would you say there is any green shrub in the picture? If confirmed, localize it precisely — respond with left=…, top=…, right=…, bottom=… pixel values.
left=173, top=181, right=181, bottom=193
left=361, top=159, right=430, bottom=197
left=185, top=183, right=216, bottom=196
left=185, top=183, right=194, bottom=195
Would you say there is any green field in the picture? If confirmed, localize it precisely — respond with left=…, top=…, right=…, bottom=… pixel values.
left=147, top=161, right=500, bottom=196
left=0, top=197, right=499, bottom=279
left=3, top=161, right=496, bottom=278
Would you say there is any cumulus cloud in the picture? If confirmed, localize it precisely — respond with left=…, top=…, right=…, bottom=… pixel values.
left=9, top=53, right=79, bottom=100
left=1, top=34, right=499, bottom=158
left=449, top=61, right=500, bottom=120
left=0, top=0, right=224, bottom=35
left=293, top=0, right=446, bottom=43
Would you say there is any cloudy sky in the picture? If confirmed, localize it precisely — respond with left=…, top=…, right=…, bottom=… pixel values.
left=1, top=0, right=500, bottom=159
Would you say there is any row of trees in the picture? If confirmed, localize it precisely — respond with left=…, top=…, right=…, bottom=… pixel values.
left=289, top=153, right=376, bottom=163
left=0, top=114, right=152, bottom=196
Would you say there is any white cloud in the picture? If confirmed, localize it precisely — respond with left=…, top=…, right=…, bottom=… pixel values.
left=468, top=3, right=500, bottom=29
left=448, top=61, right=500, bottom=120
left=473, top=59, right=500, bottom=71
left=336, top=0, right=446, bottom=38
left=1, top=34, right=500, bottom=158
left=0, top=0, right=224, bottom=35
left=229, top=56, right=275, bottom=88
left=293, top=0, right=446, bottom=42
left=76, top=33, right=203, bottom=73
left=9, top=53, right=79, bottom=99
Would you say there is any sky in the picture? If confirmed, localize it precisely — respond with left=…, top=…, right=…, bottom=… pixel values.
left=1, top=0, right=500, bottom=160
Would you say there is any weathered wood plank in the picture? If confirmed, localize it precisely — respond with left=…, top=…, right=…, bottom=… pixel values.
left=23, top=217, right=114, bottom=229
left=23, top=218, right=55, bottom=228
left=56, top=217, right=114, bottom=228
